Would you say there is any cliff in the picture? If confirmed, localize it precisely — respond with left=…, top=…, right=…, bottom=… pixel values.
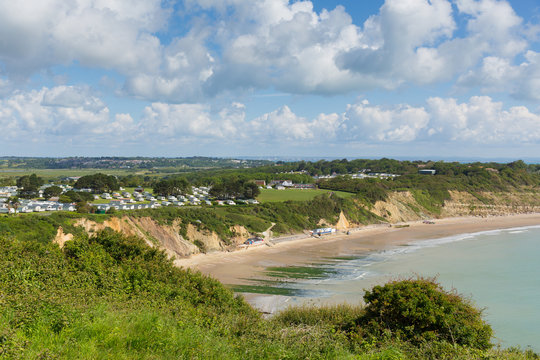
left=52, top=190, right=540, bottom=259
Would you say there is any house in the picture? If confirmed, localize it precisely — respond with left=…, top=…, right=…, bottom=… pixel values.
left=253, top=180, right=266, bottom=187
left=292, top=184, right=316, bottom=189
left=226, top=200, right=236, bottom=205
left=419, top=169, right=436, bottom=175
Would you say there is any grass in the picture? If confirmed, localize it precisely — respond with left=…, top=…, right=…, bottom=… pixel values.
left=1, top=225, right=539, bottom=359
left=257, top=188, right=355, bottom=203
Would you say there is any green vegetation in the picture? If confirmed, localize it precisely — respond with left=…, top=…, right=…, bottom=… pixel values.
left=1, top=158, right=539, bottom=357
left=265, top=265, right=336, bottom=280
left=359, top=278, right=492, bottom=349
left=74, top=173, right=120, bottom=193
left=59, top=190, right=95, bottom=204
left=257, top=188, right=354, bottom=202
left=0, top=156, right=272, bottom=170
left=42, top=185, right=63, bottom=199
left=125, top=193, right=380, bottom=238
left=229, top=284, right=297, bottom=296
left=16, top=173, right=44, bottom=198
left=318, top=162, right=540, bottom=212
left=152, top=177, right=191, bottom=196
left=0, top=228, right=536, bottom=358
left=209, top=177, right=260, bottom=199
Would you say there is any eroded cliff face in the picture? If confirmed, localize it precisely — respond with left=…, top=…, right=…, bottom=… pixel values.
left=73, top=217, right=199, bottom=257
left=371, top=192, right=424, bottom=223
left=230, top=225, right=251, bottom=245
left=442, top=190, right=540, bottom=217
left=53, top=190, right=540, bottom=257
left=53, top=227, right=74, bottom=249
left=62, top=216, right=254, bottom=258
left=368, top=190, right=540, bottom=223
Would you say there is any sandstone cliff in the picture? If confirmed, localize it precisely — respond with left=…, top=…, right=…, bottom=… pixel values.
left=54, top=190, right=540, bottom=259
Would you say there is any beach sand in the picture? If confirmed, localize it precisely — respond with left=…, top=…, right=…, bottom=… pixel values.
left=174, top=214, right=540, bottom=311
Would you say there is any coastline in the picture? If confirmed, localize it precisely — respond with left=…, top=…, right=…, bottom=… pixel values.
left=175, top=213, right=540, bottom=313
left=175, top=213, right=540, bottom=284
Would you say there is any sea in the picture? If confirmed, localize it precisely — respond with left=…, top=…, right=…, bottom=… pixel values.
left=281, top=225, right=540, bottom=351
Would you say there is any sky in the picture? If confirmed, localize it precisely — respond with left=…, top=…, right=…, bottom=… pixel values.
left=1, top=0, right=540, bottom=159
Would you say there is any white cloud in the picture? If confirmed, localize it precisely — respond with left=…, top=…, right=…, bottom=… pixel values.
left=0, top=86, right=133, bottom=140
left=0, top=0, right=536, bottom=101
left=1, top=85, right=540, bottom=151
left=137, top=95, right=540, bottom=146
left=338, top=0, right=529, bottom=86
left=139, top=102, right=342, bottom=143
left=250, top=106, right=342, bottom=141
left=0, top=0, right=167, bottom=76
left=458, top=51, right=540, bottom=100
left=343, top=100, right=430, bottom=142
left=140, top=102, right=246, bottom=140
left=427, top=96, right=540, bottom=142
left=456, top=0, right=526, bottom=57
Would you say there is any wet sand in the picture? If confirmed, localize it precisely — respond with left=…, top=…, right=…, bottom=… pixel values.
left=175, top=214, right=540, bottom=286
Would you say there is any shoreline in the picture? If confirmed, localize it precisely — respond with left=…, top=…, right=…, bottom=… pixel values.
left=174, top=213, right=540, bottom=310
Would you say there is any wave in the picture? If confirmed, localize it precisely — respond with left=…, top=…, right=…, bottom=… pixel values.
left=300, top=224, right=540, bottom=286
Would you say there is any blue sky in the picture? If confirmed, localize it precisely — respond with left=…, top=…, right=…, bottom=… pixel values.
left=1, top=0, right=540, bottom=159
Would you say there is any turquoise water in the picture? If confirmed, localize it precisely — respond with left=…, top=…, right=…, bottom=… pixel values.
left=293, top=225, right=540, bottom=350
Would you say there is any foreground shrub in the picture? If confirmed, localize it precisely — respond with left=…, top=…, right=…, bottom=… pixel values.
left=355, top=278, right=492, bottom=349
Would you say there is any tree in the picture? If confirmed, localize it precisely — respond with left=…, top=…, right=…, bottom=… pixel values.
left=74, top=173, right=119, bottom=193
left=43, top=186, right=63, bottom=199
left=16, top=174, right=44, bottom=198
left=209, top=178, right=261, bottom=199
left=153, top=177, right=190, bottom=196
left=6, top=196, right=19, bottom=215
left=62, top=190, right=94, bottom=203
left=243, top=182, right=260, bottom=199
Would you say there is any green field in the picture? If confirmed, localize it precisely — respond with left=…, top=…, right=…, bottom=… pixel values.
left=0, top=168, right=144, bottom=180
left=256, top=188, right=355, bottom=202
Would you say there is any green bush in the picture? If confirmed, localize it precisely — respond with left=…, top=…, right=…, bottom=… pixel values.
left=355, top=278, right=492, bottom=349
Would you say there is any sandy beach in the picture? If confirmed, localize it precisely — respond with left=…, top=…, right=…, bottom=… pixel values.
left=175, top=213, right=540, bottom=286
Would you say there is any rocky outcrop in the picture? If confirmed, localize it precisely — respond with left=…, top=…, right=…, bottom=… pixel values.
left=53, top=226, right=74, bottom=249
left=186, top=224, right=223, bottom=252
left=230, top=225, right=251, bottom=245
left=74, top=217, right=199, bottom=258
left=335, top=211, right=351, bottom=231
left=367, top=190, right=540, bottom=223
left=371, top=191, right=425, bottom=223
left=442, top=191, right=540, bottom=217
left=56, top=189, right=539, bottom=258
